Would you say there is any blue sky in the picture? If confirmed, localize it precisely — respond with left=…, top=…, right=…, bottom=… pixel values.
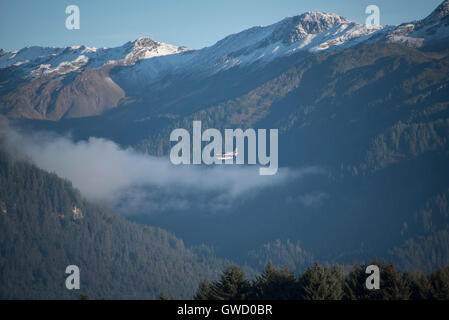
left=0, top=0, right=443, bottom=51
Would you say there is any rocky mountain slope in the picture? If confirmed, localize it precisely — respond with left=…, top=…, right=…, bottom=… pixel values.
left=2, top=2, right=449, bottom=121
left=1, top=10, right=384, bottom=120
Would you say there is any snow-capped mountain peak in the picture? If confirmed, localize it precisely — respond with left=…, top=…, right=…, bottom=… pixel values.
left=274, top=12, right=350, bottom=44
left=181, top=11, right=382, bottom=74
left=3, top=2, right=449, bottom=86
left=208, top=11, right=358, bottom=55
left=0, top=11, right=380, bottom=80
left=2, top=1, right=449, bottom=121
left=0, top=36, right=190, bottom=76
left=122, top=37, right=191, bottom=65
left=375, top=0, right=449, bottom=48
left=113, top=11, right=384, bottom=86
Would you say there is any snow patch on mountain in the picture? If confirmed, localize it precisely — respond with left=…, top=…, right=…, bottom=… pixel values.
left=0, top=38, right=190, bottom=78
left=1, top=11, right=380, bottom=81
left=0, top=46, right=63, bottom=69
left=370, top=0, right=449, bottom=48
left=120, top=12, right=383, bottom=84
left=3, top=1, right=449, bottom=85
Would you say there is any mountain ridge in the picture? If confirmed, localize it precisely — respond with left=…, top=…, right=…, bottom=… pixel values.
left=3, top=2, right=449, bottom=120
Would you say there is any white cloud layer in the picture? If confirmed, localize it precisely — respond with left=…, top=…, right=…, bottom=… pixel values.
left=2, top=123, right=326, bottom=214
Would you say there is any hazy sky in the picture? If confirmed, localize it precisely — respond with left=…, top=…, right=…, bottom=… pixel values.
left=0, top=0, right=443, bottom=51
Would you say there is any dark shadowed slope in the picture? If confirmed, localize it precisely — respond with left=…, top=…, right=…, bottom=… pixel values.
left=0, top=137, right=230, bottom=299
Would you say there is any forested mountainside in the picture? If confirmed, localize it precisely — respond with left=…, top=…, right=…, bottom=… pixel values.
left=11, top=44, right=449, bottom=274
left=0, top=138, right=231, bottom=299
left=124, top=41, right=449, bottom=272
left=2, top=0, right=449, bottom=285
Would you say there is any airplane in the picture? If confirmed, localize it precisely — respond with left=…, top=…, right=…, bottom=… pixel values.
left=215, top=148, right=238, bottom=160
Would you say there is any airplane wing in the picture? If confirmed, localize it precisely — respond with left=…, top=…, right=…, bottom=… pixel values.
left=216, top=149, right=238, bottom=156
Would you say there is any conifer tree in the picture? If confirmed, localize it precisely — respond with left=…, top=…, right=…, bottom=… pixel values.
left=195, top=266, right=249, bottom=300
left=194, top=281, right=213, bottom=300
left=344, top=264, right=374, bottom=300
left=251, top=263, right=298, bottom=299
left=403, top=271, right=431, bottom=300
left=298, top=262, right=343, bottom=300
left=428, top=266, right=449, bottom=299
left=375, top=262, right=411, bottom=300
